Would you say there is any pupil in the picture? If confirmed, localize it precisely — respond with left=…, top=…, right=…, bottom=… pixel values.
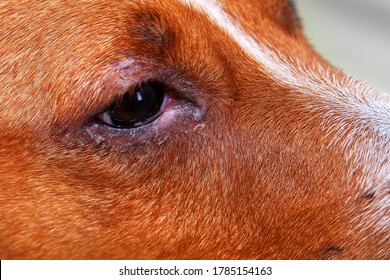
left=108, top=82, right=165, bottom=128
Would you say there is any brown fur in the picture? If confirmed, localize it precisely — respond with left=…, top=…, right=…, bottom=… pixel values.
left=0, top=0, right=388, bottom=259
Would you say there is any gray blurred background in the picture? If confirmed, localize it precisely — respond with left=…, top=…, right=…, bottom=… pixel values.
left=295, top=0, right=390, bottom=92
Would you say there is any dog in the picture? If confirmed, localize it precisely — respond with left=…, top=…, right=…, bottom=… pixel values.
left=0, top=0, right=389, bottom=259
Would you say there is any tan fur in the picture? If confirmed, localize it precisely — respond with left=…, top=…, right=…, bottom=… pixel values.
left=0, top=0, right=388, bottom=259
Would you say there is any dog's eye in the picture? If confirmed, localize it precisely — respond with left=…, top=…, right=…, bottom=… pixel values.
left=99, top=81, right=166, bottom=128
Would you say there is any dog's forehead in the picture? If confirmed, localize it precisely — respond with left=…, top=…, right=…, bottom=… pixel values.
left=125, top=0, right=302, bottom=60
left=177, top=0, right=299, bottom=26
left=185, top=0, right=299, bottom=30
left=129, top=0, right=299, bottom=34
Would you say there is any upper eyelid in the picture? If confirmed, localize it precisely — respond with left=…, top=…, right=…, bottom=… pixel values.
left=85, top=63, right=155, bottom=120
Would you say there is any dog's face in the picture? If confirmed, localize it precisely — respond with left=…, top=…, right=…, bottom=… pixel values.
left=0, top=0, right=389, bottom=259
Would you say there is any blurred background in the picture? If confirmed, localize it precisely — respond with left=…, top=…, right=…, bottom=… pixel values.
left=295, top=0, right=390, bottom=92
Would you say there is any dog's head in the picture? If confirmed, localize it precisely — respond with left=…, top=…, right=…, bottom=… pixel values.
left=0, top=0, right=389, bottom=259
